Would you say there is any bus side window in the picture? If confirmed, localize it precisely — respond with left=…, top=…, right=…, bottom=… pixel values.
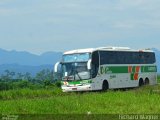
left=139, top=52, right=146, bottom=64
left=145, top=52, right=155, bottom=64
left=91, top=51, right=99, bottom=78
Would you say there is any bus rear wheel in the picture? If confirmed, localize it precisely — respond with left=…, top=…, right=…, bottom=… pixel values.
left=144, top=78, right=149, bottom=85
left=102, top=80, right=108, bottom=91
left=139, top=78, right=144, bottom=87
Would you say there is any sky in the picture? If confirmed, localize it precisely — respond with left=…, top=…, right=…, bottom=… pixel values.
left=0, top=0, right=160, bottom=55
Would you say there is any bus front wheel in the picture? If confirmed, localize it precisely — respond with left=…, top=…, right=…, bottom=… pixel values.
left=102, top=80, right=108, bottom=91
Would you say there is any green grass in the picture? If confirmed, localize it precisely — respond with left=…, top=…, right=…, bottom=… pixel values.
left=0, top=87, right=63, bottom=100
left=1, top=85, right=160, bottom=115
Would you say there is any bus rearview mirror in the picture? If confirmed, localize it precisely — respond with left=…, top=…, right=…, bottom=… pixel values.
left=54, top=62, right=60, bottom=72
left=87, top=59, right=92, bottom=70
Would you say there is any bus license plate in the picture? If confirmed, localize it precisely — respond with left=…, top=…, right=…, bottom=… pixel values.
left=72, top=88, right=77, bottom=90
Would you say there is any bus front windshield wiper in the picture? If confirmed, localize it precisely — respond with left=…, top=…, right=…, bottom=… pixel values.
left=74, top=69, right=82, bottom=80
left=66, top=64, right=74, bottom=81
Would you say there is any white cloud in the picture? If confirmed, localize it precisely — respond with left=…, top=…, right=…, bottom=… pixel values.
left=113, top=22, right=135, bottom=29
left=0, top=8, right=16, bottom=15
left=114, top=0, right=150, bottom=10
left=112, top=19, right=160, bottom=30
left=0, top=0, right=12, bottom=5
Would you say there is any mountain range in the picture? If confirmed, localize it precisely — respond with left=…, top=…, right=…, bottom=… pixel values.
left=0, top=48, right=62, bottom=66
left=0, top=48, right=62, bottom=76
left=0, top=48, right=159, bottom=76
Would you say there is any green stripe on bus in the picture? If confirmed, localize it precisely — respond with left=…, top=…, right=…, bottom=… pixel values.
left=141, top=66, right=157, bottom=73
left=131, top=73, right=134, bottom=80
left=100, top=66, right=128, bottom=74
left=100, top=65, right=157, bottom=74
left=132, top=66, right=136, bottom=73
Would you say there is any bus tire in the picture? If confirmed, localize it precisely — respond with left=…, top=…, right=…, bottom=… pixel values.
left=102, top=80, right=108, bottom=91
left=144, top=78, right=149, bottom=85
left=139, top=78, right=144, bottom=87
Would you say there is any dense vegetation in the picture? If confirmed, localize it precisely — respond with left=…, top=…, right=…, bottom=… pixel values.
left=0, top=69, right=61, bottom=91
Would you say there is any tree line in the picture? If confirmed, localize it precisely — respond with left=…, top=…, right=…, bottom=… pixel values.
left=0, top=69, right=62, bottom=91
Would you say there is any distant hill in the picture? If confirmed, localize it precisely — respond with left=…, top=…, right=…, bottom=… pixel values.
left=0, top=48, right=62, bottom=66
left=0, top=48, right=62, bottom=76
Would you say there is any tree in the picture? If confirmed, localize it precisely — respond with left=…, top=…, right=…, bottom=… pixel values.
left=23, top=72, right=32, bottom=81
left=36, top=69, right=53, bottom=81
left=16, top=72, right=24, bottom=80
left=35, top=69, right=53, bottom=86
left=0, top=70, right=15, bottom=90
left=36, top=69, right=46, bottom=81
left=1, top=70, right=15, bottom=81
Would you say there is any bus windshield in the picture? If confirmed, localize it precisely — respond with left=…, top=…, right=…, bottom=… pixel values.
left=62, top=53, right=90, bottom=62
left=62, top=62, right=90, bottom=81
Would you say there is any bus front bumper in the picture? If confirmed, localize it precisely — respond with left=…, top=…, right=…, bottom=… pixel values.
left=61, top=84, right=92, bottom=92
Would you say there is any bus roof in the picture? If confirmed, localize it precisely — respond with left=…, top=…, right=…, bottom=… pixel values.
left=63, top=46, right=154, bottom=55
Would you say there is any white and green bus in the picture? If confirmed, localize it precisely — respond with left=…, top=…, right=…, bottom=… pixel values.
left=54, top=47, right=157, bottom=92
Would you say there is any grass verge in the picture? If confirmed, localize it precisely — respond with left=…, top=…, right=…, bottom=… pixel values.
left=1, top=85, right=160, bottom=114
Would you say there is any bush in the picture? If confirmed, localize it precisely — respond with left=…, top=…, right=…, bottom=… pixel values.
left=43, top=80, right=51, bottom=86
left=0, top=82, right=12, bottom=90
left=17, top=80, right=29, bottom=88
left=55, top=81, right=61, bottom=88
